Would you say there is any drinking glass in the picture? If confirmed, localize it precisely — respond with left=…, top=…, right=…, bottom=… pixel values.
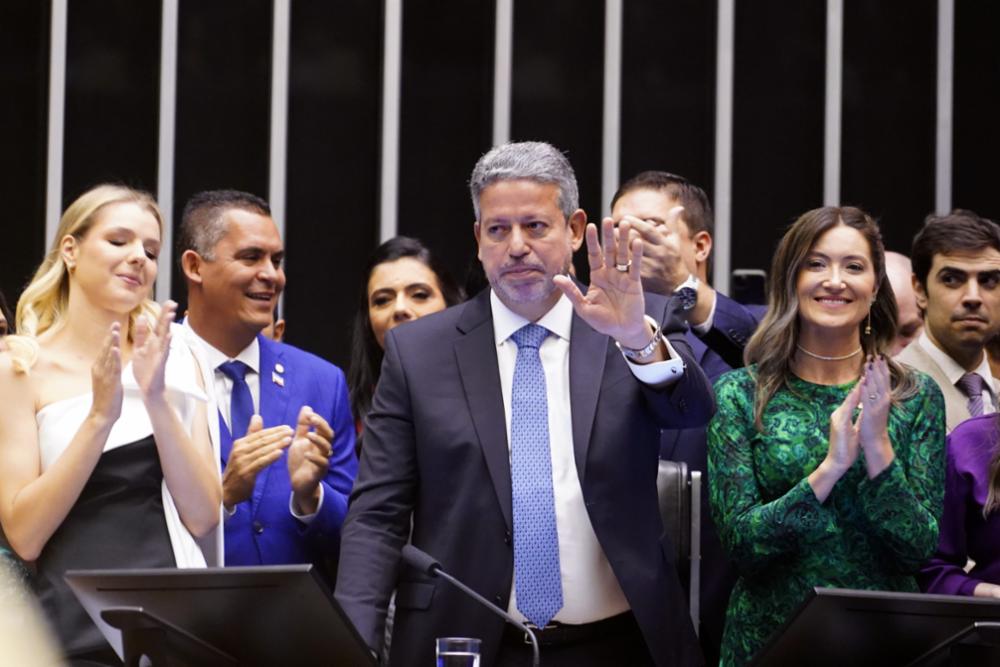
left=435, top=637, right=481, bottom=667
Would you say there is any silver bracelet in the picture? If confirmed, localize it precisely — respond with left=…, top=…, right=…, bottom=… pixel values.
left=617, top=325, right=663, bottom=362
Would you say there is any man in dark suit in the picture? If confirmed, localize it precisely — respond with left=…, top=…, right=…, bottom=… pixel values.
left=609, top=171, right=763, bottom=665
left=336, top=142, right=714, bottom=666
left=179, top=190, right=356, bottom=578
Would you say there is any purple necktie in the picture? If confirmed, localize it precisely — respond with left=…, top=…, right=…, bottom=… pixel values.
left=956, top=372, right=986, bottom=417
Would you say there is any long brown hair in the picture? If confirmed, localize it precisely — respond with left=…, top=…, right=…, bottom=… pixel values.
left=744, top=206, right=918, bottom=430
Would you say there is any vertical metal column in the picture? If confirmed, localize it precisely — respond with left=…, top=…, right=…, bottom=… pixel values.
left=379, top=0, right=403, bottom=242
left=823, top=0, right=844, bottom=207
left=45, top=0, right=69, bottom=246
left=601, top=0, right=623, bottom=217
left=713, top=0, right=735, bottom=296
left=935, top=0, right=955, bottom=215
left=156, top=0, right=179, bottom=302
left=270, top=0, right=291, bottom=316
left=492, top=0, right=513, bottom=148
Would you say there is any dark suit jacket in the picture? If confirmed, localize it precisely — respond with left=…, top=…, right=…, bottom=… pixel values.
left=222, top=335, right=357, bottom=573
left=659, top=293, right=765, bottom=665
left=335, top=290, right=715, bottom=667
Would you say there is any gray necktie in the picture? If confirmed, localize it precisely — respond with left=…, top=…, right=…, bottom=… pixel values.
left=956, top=372, right=986, bottom=417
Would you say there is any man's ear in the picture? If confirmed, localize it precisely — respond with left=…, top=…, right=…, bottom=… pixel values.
left=181, top=249, right=204, bottom=285
left=272, top=318, right=286, bottom=342
left=568, top=209, right=587, bottom=251
left=912, top=273, right=928, bottom=311
left=692, top=230, right=713, bottom=264
left=473, top=221, right=482, bottom=261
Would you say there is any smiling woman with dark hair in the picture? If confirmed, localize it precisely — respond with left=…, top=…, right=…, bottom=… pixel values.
left=708, top=206, right=946, bottom=666
left=348, top=236, right=464, bottom=434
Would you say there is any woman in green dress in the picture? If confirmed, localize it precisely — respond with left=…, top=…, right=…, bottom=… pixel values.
left=707, top=206, right=946, bottom=666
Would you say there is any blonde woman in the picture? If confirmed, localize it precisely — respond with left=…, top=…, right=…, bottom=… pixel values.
left=0, top=185, right=221, bottom=663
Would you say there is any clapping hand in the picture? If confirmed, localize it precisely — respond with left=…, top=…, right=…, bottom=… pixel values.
left=858, top=355, right=895, bottom=478
left=132, top=300, right=177, bottom=400
left=553, top=218, right=655, bottom=351
left=90, top=321, right=123, bottom=423
left=288, top=406, right=334, bottom=515
left=222, top=416, right=293, bottom=509
left=826, top=380, right=863, bottom=475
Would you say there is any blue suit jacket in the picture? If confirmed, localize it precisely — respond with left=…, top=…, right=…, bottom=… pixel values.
left=659, top=293, right=765, bottom=665
left=222, top=334, right=357, bottom=572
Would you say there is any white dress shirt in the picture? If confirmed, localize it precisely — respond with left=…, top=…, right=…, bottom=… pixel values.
left=491, top=292, right=684, bottom=624
left=918, top=332, right=997, bottom=414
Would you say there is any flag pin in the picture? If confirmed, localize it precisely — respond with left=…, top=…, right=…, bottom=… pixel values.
left=272, top=372, right=284, bottom=387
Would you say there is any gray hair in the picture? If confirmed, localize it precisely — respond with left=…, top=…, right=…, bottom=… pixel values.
left=469, top=141, right=579, bottom=221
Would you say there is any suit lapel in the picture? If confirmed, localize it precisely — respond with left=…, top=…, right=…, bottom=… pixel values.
left=898, top=342, right=967, bottom=432
left=569, top=313, right=608, bottom=485
left=455, top=293, right=513, bottom=531
left=255, top=335, right=290, bottom=513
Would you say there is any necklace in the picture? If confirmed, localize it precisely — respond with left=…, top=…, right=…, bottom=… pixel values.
left=796, top=344, right=862, bottom=362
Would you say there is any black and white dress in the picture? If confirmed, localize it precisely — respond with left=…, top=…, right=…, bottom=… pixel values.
left=32, top=334, right=213, bottom=661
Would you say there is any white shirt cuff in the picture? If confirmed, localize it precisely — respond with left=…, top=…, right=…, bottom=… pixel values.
left=289, top=484, right=324, bottom=524
left=223, top=503, right=238, bottom=520
left=689, top=290, right=717, bottom=335
left=621, top=316, right=686, bottom=387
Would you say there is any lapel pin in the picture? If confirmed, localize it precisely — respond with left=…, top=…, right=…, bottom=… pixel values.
left=275, top=363, right=285, bottom=374
left=272, top=372, right=285, bottom=387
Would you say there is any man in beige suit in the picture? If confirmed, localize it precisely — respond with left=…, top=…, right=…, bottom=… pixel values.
left=896, top=210, right=1000, bottom=432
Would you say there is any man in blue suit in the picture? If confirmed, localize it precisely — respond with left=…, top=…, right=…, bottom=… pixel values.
left=179, top=190, right=356, bottom=580
left=610, top=171, right=764, bottom=666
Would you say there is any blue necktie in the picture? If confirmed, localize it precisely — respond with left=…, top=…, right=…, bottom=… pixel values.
left=510, top=323, right=563, bottom=627
left=218, top=360, right=254, bottom=457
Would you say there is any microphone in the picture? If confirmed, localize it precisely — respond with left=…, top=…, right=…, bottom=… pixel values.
left=400, top=544, right=540, bottom=667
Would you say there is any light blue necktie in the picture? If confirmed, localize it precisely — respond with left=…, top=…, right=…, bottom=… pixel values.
left=510, top=323, right=563, bottom=627
left=217, top=360, right=254, bottom=459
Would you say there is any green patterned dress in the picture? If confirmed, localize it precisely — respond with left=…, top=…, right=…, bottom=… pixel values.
left=707, top=367, right=946, bottom=666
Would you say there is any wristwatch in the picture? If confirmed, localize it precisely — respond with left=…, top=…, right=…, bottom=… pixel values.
left=617, top=324, right=663, bottom=362
left=674, top=274, right=700, bottom=312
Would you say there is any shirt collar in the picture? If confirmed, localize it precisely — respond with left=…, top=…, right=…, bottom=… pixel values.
left=490, top=290, right=574, bottom=345
left=917, top=330, right=995, bottom=391
left=184, top=321, right=261, bottom=375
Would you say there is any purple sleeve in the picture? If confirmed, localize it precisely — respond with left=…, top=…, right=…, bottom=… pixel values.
left=917, top=429, right=983, bottom=596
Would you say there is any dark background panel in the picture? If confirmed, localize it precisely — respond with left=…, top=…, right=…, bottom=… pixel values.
left=284, top=0, right=382, bottom=367
left=397, top=0, right=495, bottom=298
left=171, top=0, right=272, bottom=304
left=841, top=0, right=936, bottom=254
left=0, top=1, right=50, bottom=311
left=511, top=0, right=605, bottom=281
left=63, top=0, right=160, bottom=207
left=620, top=0, right=716, bottom=201
left=953, top=1, right=1000, bottom=222
left=731, top=1, right=826, bottom=274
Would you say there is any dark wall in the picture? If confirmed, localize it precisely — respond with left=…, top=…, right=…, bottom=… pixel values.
left=1, top=1, right=50, bottom=311
left=730, top=1, right=825, bottom=275
left=3, top=0, right=1000, bottom=369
